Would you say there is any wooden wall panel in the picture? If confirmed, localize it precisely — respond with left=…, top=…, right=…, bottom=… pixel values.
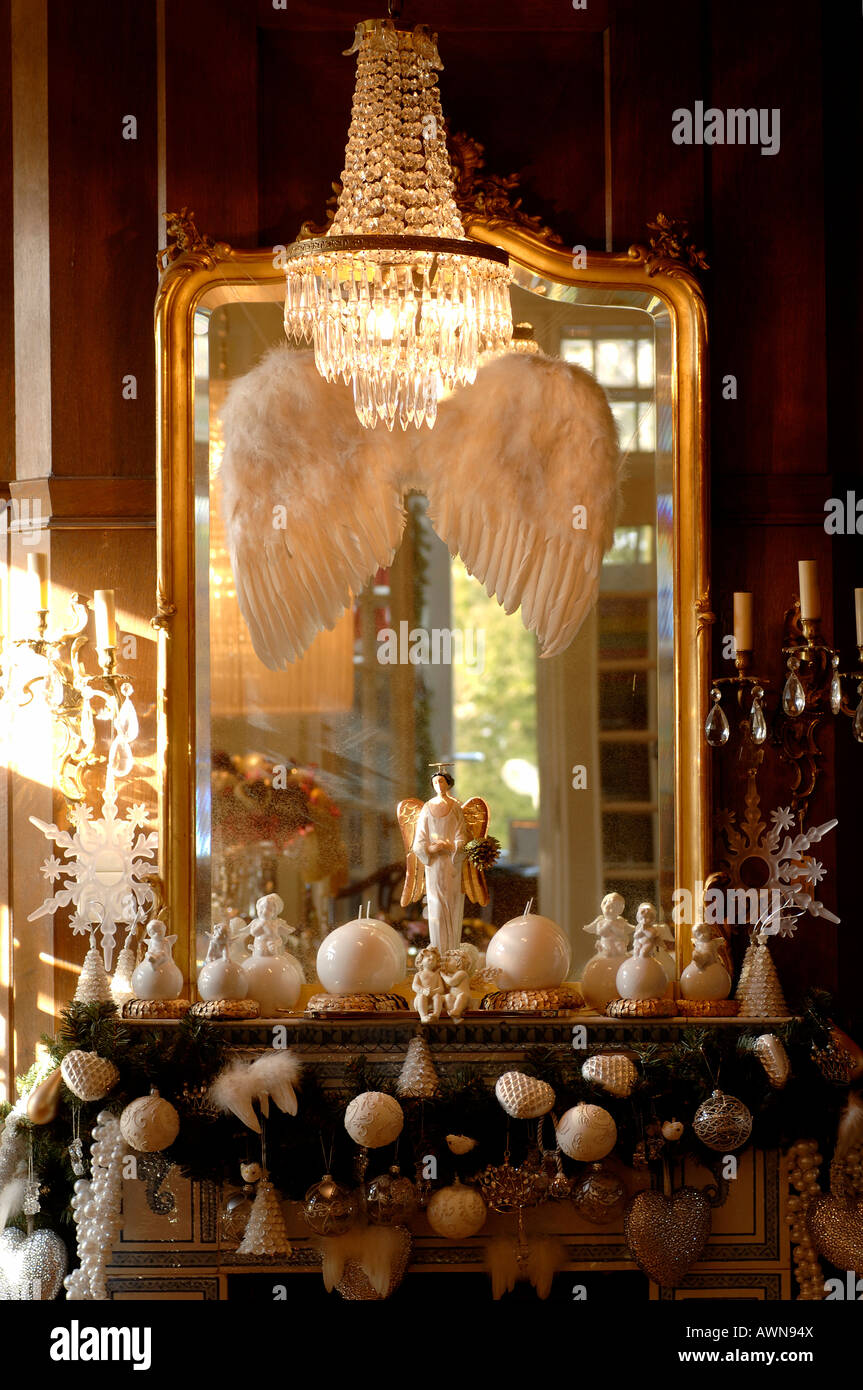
left=0, top=0, right=13, bottom=480
left=47, top=0, right=157, bottom=478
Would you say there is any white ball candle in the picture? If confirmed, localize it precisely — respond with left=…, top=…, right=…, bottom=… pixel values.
left=485, top=908, right=571, bottom=990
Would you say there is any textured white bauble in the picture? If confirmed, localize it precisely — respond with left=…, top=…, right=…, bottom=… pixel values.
left=344, top=1091, right=404, bottom=1148
left=119, top=1092, right=180, bottom=1152
left=241, top=951, right=303, bottom=1014
left=580, top=954, right=624, bottom=1010
left=485, top=912, right=571, bottom=990
left=679, top=960, right=732, bottom=1001
left=556, top=1103, right=617, bottom=1161
left=197, top=956, right=245, bottom=1001
left=316, top=918, right=406, bottom=995
left=615, top=954, right=667, bottom=1001
left=426, top=1179, right=487, bottom=1239
left=131, top=955, right=183, bottom=1001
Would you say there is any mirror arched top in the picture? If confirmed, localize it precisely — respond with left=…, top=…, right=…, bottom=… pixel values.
left=155, top=216, right=710, bottom=987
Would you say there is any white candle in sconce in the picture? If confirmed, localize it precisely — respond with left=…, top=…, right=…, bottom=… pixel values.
left=93, top=589, right=117, bottom=649
left=733, top=592, right=753, bottom=653
left=798, top=560, right=821, bottom=622
left=27, top=552, right=49, bottom=611
left=855, top=588, right=863, bottom=648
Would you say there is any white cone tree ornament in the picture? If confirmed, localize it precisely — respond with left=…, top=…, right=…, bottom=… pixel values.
left=75, top=933, right=114, bottom=1005
left=237, top=1175, right=290, bottom=1257
left=736, top=940, right=788, bottom=1017
left=397, top=1035, right=440, bottom=1099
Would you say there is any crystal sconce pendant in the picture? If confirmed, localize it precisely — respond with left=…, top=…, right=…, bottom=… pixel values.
left=704, top=687, right=731, bottom=746
left=749, top=685, right=767, bottom=744
left=781, top=658, right=806, bottom=717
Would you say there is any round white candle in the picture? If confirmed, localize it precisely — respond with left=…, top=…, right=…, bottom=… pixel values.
left=855, top=588, right=863, bottom=647
left=26, top=552, right=49, bottom=610
left=798, top=560, right=820, bottom=622
left=94, top=589, right=117, bottom=649
left=733, top=592, right=753, bottom=653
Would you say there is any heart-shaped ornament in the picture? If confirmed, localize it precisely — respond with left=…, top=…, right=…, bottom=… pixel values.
left=624, top=1187, right=712, bottom=1287
left=0, top=1227, right=67, bottom=1300
left=808, top=1196, right=863, bottom=1275
left=60, top=1050, right=120, bottom=1103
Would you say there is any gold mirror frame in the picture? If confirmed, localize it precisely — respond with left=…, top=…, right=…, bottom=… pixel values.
left=155, top=217, right=710, bottom=984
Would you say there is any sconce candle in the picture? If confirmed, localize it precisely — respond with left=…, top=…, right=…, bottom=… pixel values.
left=855, top=588, right=863, bottom=648
left=27, top=552, right=49, bottom=612
left=798, top=561, right=821, bottom=623
left=94, top=590, right=117, bottom=649
left=733, top=592, right=753, bottom=653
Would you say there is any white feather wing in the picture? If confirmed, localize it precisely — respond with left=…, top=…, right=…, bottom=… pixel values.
left=423, top=353, right=622, bottom=657
left=219, top=347, right=408, bottom=669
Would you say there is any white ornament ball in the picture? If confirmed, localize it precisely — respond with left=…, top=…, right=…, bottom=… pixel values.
left=426, top=1179, right=487, bottom=1239
left=615, top=953, right=667, bottom=1001
left=316, top=918, right=407, bottom=995
left=661, top=1118, right=685, bottom=1142
left=556, top=1103, right=617, bottom=1161
left=485, top=912, right=571, bottom=990
left=344, top=1091, right=404, bottom=1149
left=120, top=1092, right=180, bottom=1152
left=197, top=956, right=245, bottom=1001
left=680, top=960, right=732, bottom=1001
left=241, top=951, right=303, bottom=1014
left=580, top=954, right=624, bottom=1010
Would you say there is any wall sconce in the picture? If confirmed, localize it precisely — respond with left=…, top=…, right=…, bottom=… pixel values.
left=1, top=572, right=138, bottom=802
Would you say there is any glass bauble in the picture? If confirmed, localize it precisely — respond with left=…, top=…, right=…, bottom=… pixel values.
left=364, top=1165, right=417, bottom=1225
left=572, top=1163, right=627, bottom=1225
left=303, top=1174, right=357, bottom=1236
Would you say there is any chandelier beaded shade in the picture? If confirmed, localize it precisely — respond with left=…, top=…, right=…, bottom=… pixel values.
left=282, top=18, right=513, bottom=431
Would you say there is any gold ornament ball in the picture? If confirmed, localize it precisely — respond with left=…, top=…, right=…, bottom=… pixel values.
left=692, top=1089, right=752, bottom=1152
left=556, top=1103, right=617, bottom=1162
left=426, top=1179, right=487, bottom=1239
left=303, top=1175, right=357, bottom=1236
left=119, top=1091, right=180, bottom=1152
left=344, top=1091, right=404, bottom=1149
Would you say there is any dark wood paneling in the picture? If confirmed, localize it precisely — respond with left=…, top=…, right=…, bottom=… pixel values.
left=0, top=0, right=13, bottom=480
left=257, top=1, right=610, bottom=32
left=47, top=0, right=157, bottom=478
left=165, top=0, right=259, bottom=245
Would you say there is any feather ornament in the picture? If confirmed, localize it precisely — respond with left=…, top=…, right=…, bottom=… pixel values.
left=835, top=1092, right=863, bottom=1161
left=220, top=347, right=622, bottom=669
left=208, top=1051, right=302, bottom=1132
left=485, top=1236, right=520, bottom=1300
left=319, top=1226, right=407, bottom=1298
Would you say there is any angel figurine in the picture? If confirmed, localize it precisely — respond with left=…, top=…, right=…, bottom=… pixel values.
left=198, top=921, right=245, bottom=1002
left=412, top=945, right=445, bottom=1024
left=583, top=892, right=633, bottom=958
left=615, top=904, right=670, bottom=1001
left=397, top=765, right=490, bottom=955
left=679, top=921, right=732, bottom=1001
left=442, top=947, right=472, bottom=1022
left=131, top=920, right=183, bottom=1000
left=634, top=902, right=676, bottom=982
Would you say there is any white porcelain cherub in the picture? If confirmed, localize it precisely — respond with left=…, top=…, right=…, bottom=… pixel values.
left=679, top=921, right=732, bottom=1001
left=205, top=921, right=230, bottom=963
left=442, top=947, right=472, bottom=1021
left=131, top=919, right=183, bottom=1000
left=632, top=902, right=675, bottom=957
left=584, top=892, right=633, bottom=957
left=412, top=945, right=445, bottom=1024
left=248, top=893, right=294, bottom=957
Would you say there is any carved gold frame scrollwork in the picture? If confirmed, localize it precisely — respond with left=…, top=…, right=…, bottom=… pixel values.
left=155, top=214, right=710, bottom=985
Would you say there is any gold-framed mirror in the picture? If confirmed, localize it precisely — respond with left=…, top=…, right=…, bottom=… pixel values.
left=155, top=215, right=709, bottom=988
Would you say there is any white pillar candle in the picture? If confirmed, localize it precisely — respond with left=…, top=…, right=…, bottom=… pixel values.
left=855, top=588, right=863, bottom=647
left=733, top=592, right=753, bottom=653
left=798, top=560, right=820, bottom=622
left=94, top=589, right=117, bottom=649
left=27, top=552, right=49, bottom=610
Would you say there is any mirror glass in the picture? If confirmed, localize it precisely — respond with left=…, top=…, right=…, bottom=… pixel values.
left=192, top=267, right=673, bottom=978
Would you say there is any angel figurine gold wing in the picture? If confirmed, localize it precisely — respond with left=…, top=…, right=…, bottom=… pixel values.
left=397, top=795, right=491, bottom=912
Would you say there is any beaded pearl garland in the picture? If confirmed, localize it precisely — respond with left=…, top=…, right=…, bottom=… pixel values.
left=785, top=1139, right=824, bottom=1300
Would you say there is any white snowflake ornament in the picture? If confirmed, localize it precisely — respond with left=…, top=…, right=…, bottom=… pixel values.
left=28, top=779, right=157, bottom=969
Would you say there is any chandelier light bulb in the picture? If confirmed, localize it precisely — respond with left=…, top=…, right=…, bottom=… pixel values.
left=282, top=19, right=512, bottom=430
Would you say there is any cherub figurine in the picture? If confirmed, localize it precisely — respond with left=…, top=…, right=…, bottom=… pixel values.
left=397, top=765, right=490, bottom=955
left=205, top=921, right=230, bottom=963
left=680, top=921, right=732, bottom=1001
left=248, top=893, right=294, bottom=956
left=412, top=945, right=445, bottom=1024
left=584, top=892, right=633, bottom=957
left=198, top=921, right=245, bottom=1002
left=634, top=902, right=676, bottom=981
left=442, top=947, right=472, bottom=1021
left=616, top=904, right=669, bottom=1002
left=131, top=920, right=183, bottom=1000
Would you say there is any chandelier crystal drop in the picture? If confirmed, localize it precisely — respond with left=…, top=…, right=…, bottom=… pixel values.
left=282, top=19, right=513, bottom=430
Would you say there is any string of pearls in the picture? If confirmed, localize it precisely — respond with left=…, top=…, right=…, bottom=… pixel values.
left=64, top=1112, right=125, bottom=1300
left=786, top=1139, right=824, bottom=1300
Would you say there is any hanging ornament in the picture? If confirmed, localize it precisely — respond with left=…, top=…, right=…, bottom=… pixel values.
left=736, top=940, right=788, bottom=1017
left=303, top=1175, right=357, bottom=1236
left=494, top=1071, right=555, bottom=1120
left=692, top=1090, right=752, bottom=1152
left=556, top=1103, right=617, bottom=1162
left=364, top=1165, right=418, bottom=1226
left=829, top=656, right=842, bottom=715
left=0, top=1226, right=68, bottom=1300
left=344, top=1092, right=404, bottom=1149
left=65, top=1111, right=125, bottom=1300
left=749, top=684, right=768, bottom=743
left=854, top=683, right=863, bottom=742
left=752, top=1033, right=791, bottom=1089
left=624, top=1186, right=712, bottom=1287
left=60, top=1050, right=120, bottom=1103
left=119, top=1090, right=180, bottom=1153
left=581, top=1053, right=638, bottom=1098
left=704, top=687, right=730, bottom=746
left=782, top=656, right=806, bottom=715
left=426, top=1178, right=487, bottom=1239
left=661, top=1118, right=685, bottom=1143
left=811, top=1026, right=859, bottom=1084
left=322, top=1226, right=412, bottom=1300
left=237, top=1176, right=291, bottom=1257
left=572, top=1163, right=627, bottom=1225
left=808, top=1196, right=863, bottom=1278
left=396, top=1035, right=440, bottom=1099
left=786, top=1139, right=826, bottom=1299
left=74, top=934, right=115, bottom=1006
left=25, top=1068, right=63, bottom=1125
left=446, top=1134, right=478, bottom=1156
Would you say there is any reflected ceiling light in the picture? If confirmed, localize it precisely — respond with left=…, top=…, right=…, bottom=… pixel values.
left=282, top=15, right=512, bottom=431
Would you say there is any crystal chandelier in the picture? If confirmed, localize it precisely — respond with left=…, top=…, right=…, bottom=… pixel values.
left=282, top=16, right=513, bottom=430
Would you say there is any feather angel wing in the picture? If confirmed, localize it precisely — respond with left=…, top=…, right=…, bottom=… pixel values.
left=423, top=352, right=622, bottom=657
left=219, top=347, right=410, bottom=669
left=461, top=796, right=490, bottom=906
left=397, top=798, right=425, bottom=907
